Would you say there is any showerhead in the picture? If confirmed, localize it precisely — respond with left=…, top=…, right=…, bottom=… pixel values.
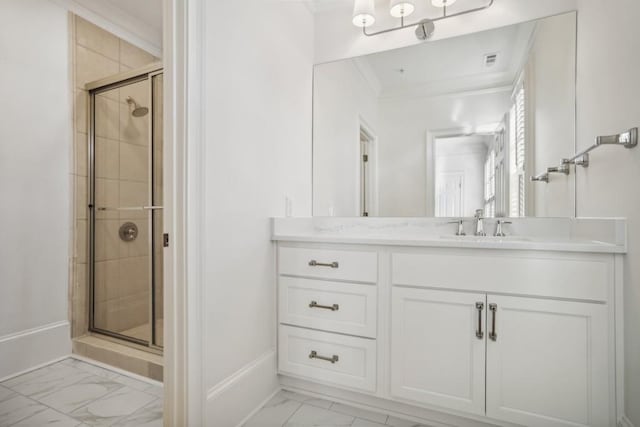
left=125, top=96, right=149, bottom=117
left=132, top=106, right=149, bottom=117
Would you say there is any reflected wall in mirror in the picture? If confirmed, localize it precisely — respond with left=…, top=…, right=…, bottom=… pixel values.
left=313, top=12, right=576, bottom=218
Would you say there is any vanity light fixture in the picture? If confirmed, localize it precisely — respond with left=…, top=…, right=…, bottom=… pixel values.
left=354, top=0, right=494, bottom=40
left=390, top=0, right=415, bottom=18
left=352, top=0, right=376, bottom=27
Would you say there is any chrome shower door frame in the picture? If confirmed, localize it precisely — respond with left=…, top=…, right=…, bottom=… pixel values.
left=86, top=63, right=164, bottom=351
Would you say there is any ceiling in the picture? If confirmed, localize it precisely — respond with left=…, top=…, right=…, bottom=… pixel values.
left=356, top=19, right=536, bottom=98
left=102, top=0, right=163, bottom=33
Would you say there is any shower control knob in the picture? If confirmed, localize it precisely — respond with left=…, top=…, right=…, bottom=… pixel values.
left=119, top=222, right=139, bottom=242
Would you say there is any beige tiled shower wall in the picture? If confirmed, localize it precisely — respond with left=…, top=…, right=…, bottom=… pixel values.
left=70, top=14, right=159, bottom=339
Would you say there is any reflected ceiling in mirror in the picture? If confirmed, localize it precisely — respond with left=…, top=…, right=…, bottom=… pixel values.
left=313, top=12, right=576, bottom=218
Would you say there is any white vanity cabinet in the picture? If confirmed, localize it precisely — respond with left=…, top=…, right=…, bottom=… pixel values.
left=274, top=229, right=624, bottom=427
left=485, top=296, right=609, bottom=427
left=390, top=287, right=487, bottom=415
left=277, top=246, right=379, bottom=393
left=389, top=249, right=613, bottom=427
left=390, top=288, right=610, bottom=427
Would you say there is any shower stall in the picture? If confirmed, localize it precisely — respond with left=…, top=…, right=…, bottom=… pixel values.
left=86, top=63, right=164, bottom=351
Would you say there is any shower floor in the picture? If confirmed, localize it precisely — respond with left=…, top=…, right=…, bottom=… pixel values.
left=121, top=318, right=164, bottom=347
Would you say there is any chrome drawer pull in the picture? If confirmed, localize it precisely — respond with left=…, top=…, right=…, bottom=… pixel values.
left=489, top=303, right=498, bottom=341
left=309, top=301, right=339, bottom=311
left=475, top=302, right=484, bottom=339
left=308, top=260, right=339, bottom=268
left=309, top=351, right=339, bottom=364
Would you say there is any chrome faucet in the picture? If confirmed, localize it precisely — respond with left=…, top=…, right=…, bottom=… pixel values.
left=448, top=219, right=466, bottom=236
left=494, top=219, right=512, bottom=237
left=474, top=209, right=486, bottom=236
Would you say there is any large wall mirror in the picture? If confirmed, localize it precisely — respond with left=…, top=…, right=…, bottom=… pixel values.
left=313, top=12, right=576, bottom=218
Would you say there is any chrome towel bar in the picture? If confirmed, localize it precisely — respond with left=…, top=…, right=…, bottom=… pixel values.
left=531, top=127, right=637, bottom=183
left=567, top=127, right=637, bottom=167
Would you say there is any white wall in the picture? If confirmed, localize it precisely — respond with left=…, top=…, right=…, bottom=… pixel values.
left=202, top=1, right=314, bottom=425
left=573, top=1, right=640, bottom=424
left=313, top=60, right=379, bottom=216
left=378, top=89, right=510, bottom=216
left=0, top=0, right=71, bottom=378
left=528, top=13, right=576, bottom=217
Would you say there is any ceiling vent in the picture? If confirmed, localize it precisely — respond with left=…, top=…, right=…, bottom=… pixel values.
left=484, top=53, right=498, bottom=67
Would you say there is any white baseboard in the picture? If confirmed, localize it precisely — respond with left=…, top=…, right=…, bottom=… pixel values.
left=620, top=415, right=636, bottom=427
left=0, top=321, right=71, bottom=381
left=206, top=350, right=279, bottom=427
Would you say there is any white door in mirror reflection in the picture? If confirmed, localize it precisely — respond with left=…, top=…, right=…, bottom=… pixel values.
left=434, top=135, right=488, bottom=217
left=436, top=172, right=463, bottom=217
left=360, top=128, right=375, bottom=217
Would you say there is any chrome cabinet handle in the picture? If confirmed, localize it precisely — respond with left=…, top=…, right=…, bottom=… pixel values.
left=475, top=302, right=484, bottom=339
left=489, top=303, right=498, bottom=341
left=308, top=260, right=339, bottom=268
left=309, top=351, right=339, bottom=364
left=309, top=301, right=339, bottom=311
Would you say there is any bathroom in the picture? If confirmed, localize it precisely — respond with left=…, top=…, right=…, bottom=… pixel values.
left=0, top=0, right=638, bottom=426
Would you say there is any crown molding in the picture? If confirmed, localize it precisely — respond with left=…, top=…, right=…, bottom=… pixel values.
left=50, top=0, right=162, bottom=57
left=379, top=73, right=513, bottom=102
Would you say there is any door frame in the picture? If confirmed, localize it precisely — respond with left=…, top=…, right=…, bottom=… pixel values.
left=358, top=118, right=378, bottom=217
left=426, top=127, right=469, bottom=217
left=358, top=116, right=378, bottom=217
left=162, top=0, right=205, bottom=425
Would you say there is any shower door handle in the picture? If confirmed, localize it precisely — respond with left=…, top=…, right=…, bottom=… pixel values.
left=96, top=206, right=164, bottom=211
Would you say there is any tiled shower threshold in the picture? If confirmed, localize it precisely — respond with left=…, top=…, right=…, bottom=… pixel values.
left=72, top=335, right=163, bottom=382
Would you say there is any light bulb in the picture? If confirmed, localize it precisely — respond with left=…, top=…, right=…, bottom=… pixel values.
left=390, top=0, right=415, bottom=18
left=353, top=0, right=376, bottom=27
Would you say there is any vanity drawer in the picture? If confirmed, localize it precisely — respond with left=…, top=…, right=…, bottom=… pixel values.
left=278, top=324, right=377, bottom=392
left=279, top=277, right=377, bottom=338
left=392, top=251, right=611, bottom=301
left=279, top=247, right=377, bottom=283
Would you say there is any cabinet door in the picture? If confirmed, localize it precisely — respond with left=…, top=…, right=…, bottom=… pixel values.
left=390, top=287, right=486, bottom=415
left=486, top=296, right=610, bottom=427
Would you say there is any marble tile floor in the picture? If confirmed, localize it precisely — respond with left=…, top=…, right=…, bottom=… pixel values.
left=0, top=357, right=162, bottom=427
left=243, top=390, right=434, bottom=427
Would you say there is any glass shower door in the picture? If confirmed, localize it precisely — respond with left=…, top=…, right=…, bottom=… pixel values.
left=89, top=71, right=163, bottom=349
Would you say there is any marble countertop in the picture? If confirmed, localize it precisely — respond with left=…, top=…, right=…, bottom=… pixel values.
left=272, top=217, right=627, bottom=254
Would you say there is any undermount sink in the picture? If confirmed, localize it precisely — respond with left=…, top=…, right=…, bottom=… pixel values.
left=439, top=235, right=533, bottom=243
